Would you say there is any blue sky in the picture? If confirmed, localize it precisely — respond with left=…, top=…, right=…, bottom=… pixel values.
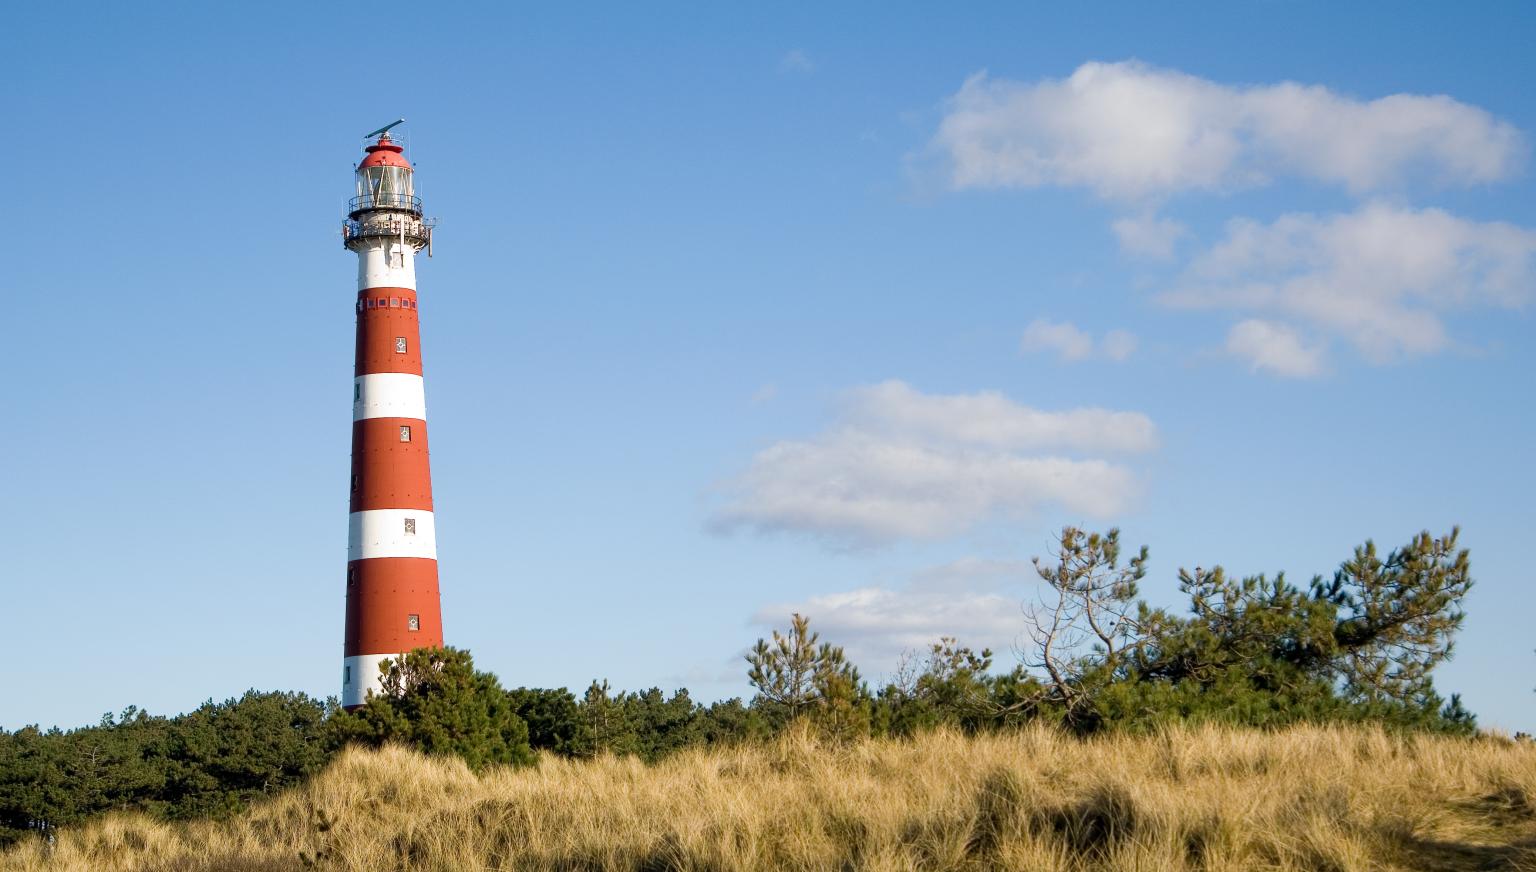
left=5, top=2, right=1534, bottom=731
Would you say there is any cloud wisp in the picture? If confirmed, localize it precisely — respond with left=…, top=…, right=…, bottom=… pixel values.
left=752, top=557, right=1037, bottom=672
left=710, top=381, right=1154, bottom=547
left=778, top=49, right=815, bottom=75
left=1224, top=319, right=1327, bottom=378
left=932, top=60, right=1524, bottom=201
left=1112, top=213, right=1189, bottom=260
left=1020, top=319, right=1138, bottom=362
left=1167, top=203, right=1536, bottom=372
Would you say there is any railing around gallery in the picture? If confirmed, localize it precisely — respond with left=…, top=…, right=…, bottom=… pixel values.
left=348, top=193, right=423, bottom=215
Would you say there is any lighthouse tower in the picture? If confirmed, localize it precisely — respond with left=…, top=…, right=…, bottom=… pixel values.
left=340, top=123, right=442, bottom=709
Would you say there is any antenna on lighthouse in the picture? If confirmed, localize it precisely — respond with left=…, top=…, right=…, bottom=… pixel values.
left=364, top=118, right=406, bottom=139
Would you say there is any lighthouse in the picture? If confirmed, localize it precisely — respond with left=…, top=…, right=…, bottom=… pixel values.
left=340, top=121, right=442, bottom=709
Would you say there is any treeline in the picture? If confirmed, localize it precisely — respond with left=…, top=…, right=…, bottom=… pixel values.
left=0, top=692, right=330, bottom=845
left=0, top=527, right=1478, bottom=847
left=0, top=675, right=766, bottom=844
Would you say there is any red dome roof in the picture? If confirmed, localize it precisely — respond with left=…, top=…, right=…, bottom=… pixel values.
left=359, top=134, right=412, bottom=170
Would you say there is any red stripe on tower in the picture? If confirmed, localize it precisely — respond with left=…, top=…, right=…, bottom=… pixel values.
left=340, top=126, right=442, bottom=709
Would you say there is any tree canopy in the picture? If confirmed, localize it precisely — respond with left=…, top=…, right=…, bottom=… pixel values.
left=327, top=647, right=533, bottom=770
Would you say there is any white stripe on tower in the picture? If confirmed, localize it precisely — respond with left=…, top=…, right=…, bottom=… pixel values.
left=353, top=373, right=427, bottom=420
left=357, top=245, right=416, bottom=291
left=348, top=509, right=439, bottom=561
left=342, top=654, right=399, bottom=704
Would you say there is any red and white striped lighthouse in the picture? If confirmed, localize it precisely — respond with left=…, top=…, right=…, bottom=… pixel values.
left=340, top=122, right=442, bottom=709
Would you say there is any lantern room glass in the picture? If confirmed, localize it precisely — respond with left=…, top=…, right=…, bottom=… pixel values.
left=356, top=165, right=413, bottom=210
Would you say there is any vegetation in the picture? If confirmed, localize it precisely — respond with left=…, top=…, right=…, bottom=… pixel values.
left=746, top=611, right=867, bottom=738
left=1019, top=526, right=1478, bottom=733
left=0, top=526, right=1501, bottom=868
left=0, top=692, right=330, bottom=844
left=327, top=648, right=533, bottom=771
left=8, top=724, right=1536, bottom=871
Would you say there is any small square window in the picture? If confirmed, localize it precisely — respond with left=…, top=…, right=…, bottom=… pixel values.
left=394, top=337, right=407, bottom=354
left=407, top=614, right=420, bottom=632
left=377, top=298, right=387, bottom=308
left=356, top=300, right=363, bottom=312
left=365, top=298, right=375, bottom=309
left=399, top=425, right=412, bottom=442
left=404, top=517, right=416, bottom=535
left=390, top=298, right=400, bottom=308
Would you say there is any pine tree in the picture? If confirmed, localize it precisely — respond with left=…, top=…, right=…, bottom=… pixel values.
left=580, top=679, right=632, bottom=756
left=1317, top=528, right=1473, bottom=709
left=328, top=648, right=533, bottom=770
left=747, top=614, right=869, bottom=738
left=507, top=687, right=592, bottom=757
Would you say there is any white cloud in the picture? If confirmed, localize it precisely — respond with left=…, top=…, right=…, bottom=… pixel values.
left=1112, top=213, right=1188, bottom=259
left=754, top=558, right=1037, bottom=670
left=1224, top=319, right=1326, bottom=378
left=709, top=381, right=1153, bottom=547
left=1021, top=319, right=1139, bottom=364
left=779, top=49, right=815, bottom=75
left=1019, top=319, right=1093, bottom=360
left=933, top=61, right=1524, bottom=200
left=843, top=380, right=1156, bottom=454
left=713, top=434, right=1136, bottom=543
left=1101, top=329, right=1138, bottom=361
left=1168, top=203, right=1536, bottom=363
left=907, top=556, right=1034, bottom=594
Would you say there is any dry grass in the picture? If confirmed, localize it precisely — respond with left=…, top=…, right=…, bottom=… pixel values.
left=8, top=724, right=1536, bottom=871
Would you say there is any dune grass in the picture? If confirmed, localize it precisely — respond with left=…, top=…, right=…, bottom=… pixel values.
left=8, top=723, right=1536, bottom=871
